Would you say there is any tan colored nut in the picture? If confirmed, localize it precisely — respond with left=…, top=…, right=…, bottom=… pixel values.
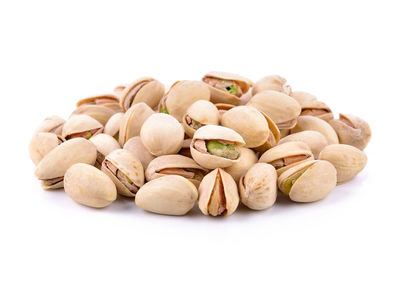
left=71, top=104, right=118, bottom=126
left=119, top=102, right=154, bottom=146
left=113, top=84, right=126, bottom=95
left=34, top=115, right=65, bottom=135
left=120, top=77, right=164, bottom=111
left=29, top=132, right=64, bottom=165
left=202, top=71, right=253, bottom=105
left=34, top=138, right=97, bottom=189
left=160, top=80, right=210, bottom=122
left=290, top=91, right=317, bottom=104
left=62, top=114, right=104, bottom=140
left=104, top=112, right=124, bottom=141
left=252, top=75, right=291, bottom=95
left=123, top=136, right=155, bottom=170
left=239, top=163, right=277, bottom=210
left=190, top=125, right=245, bottom=169
left=328, top=113, right=371, bottom=150
left=278, top=160, right=337, bottom=202
left=178, top=138, right=193, bottom=158
left=291, top=115, right=339, bottom=144
left=89, top=134, right=121, bottom=168
left=279, top=129, right=291, bottom=139
left=182, top=100, right=219, bottom=137
left=64, top=163, right=117, bottom=208
left=300, top=100, right=333, bottom=121
left=215, top=103, right=235, bottom=121
left=251, top=112, right=281, bottom=153
left=259, top=141, right=314, bottom=176
left=198, top=168, right=239, bottom=216
left=247, top=90, right=301, bottom=129
left=101, top=149, right=144, bottom=197
left=318, top=144, right=367, bottom=184
left=76, top=94, right=122, bottom=112
left=278, top=130, right=328, bottom=159
left=224, top=148, right=258, bottom=183
left=145, top=154, right=208, bottom=188
left=135, top=175, right=198, bottom=216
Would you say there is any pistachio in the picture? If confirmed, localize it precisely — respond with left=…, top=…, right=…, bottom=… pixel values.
left=214, top=103, right=235, bottom=120
left=182, top=100, right=219, bottom=137
left=252, top=75, right=291, bottom=95
left=104, top=112, right=124, bottom=141
left=178, top=138, right=193, bottom=158
left=76, top=94, right=122, bottom=112
left=71, top=104, right=118, bottom=126
left=290, top=115, right=339, bottom=144
left=290, top=91, right=317, bottom=103
left=123, top=136, right=155, bottom=170
left=239, top=163, right=277, bottom=210
left=278, top=130, right=328, bottom=159
left=64, top=163, right=117, bottom=208
left=318, top=144, right=367, bottom=184
left=62, top=114, right=104, bottom=140
left=135, top=175, right=198, bottom=216
left=29, top=132, right=64, bottom=165
left=113, top=84, right=126, bottom=95
left=89, top=134, right=121, bottom=168
left=290, top=91, right=333, bottom=121
left=34, top=115, right=65, bottom=135
left=224, top=148, right=258, bottom=183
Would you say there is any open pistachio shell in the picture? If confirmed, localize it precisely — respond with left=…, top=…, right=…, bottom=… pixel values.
left=290, top=91, right=317, bottom=104
left=145, top=154, right=208, bottom=188
left=224, top=148, right=258, bottom=183
left=319, top=144, right=367, bottom=184
left=119, top=102, right=154, bottom=146
left=64, top=163, right=117, bottom=208
left=29, top=132, right=64, bottom=165
left=290, top=115, right=339, bottom=144
left=34, top=138, right=97, bottom=189
left=247, top=90, right=301, bottom=129
left=71, top=104, right=118, bottom=126
left=178, top=138, right=193, bottom=158
left=202, top=71, right=253, bottom=105
left=300, top=100, right=333, bottom=121
left=215, top=103, right=235, bottom=120
left=62, top=114, right=104, bottom=140
left=182, top=100, right=219, bottom=137
left=198, top=168, right=239, bottom=216
left=252, top=75, right=291, bottom=95
left=135, top=175, right=198, bottom=216
left=89, top=134, right=121, bottom=169
left=239, top=163, right=277, bottom=210
left=259, top=141, right=314, bottom=176
left=120, top=77, right=164, bottom=111
left=328, top=113, right=371, bottom=150
left=161, top=80, right=210, bottom=122
left=123, top=136, right=155, bottom=170
left=278, top=130, right=328, bottom=159
left=278, top=160, right=337, bottom=202
left=104, top=112, right=124, bottom=140
left=34, top=115, right=65, bottom=135
left=76, top=94, right=121, bottom=112
left=101, top=149, right=144, bottom=197
left=252, top=112, right=281, bottom=153
left=190, top=125, right=245, bottom=169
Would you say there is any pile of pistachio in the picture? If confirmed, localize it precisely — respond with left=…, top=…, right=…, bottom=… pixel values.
left=29, top=72, right=370, bottom=216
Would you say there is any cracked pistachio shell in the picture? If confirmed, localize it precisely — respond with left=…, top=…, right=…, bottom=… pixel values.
left=135, top=175, right=198, bottom=216
left=140, top=113, right=184, bottom=156
left=62, top=114, right=104, bottom=140
left=198, top=168, right=239, bottom=216
left=104, top=112, right=124, bottom=140
left=291, top=115, right=339, bottom=144
left=145, top=154, right=208, bottom=188
left=119, top=103, right=154, bottom=146
left=328, top=113, right=371, bottom=150
left=278, top=130, right=328, bottom=159
left=89, top=134, right=121, bottom=168
left=202, top=71, right=253, bottom=105
left=190, top=125, right=245, bottom=169
left=278, top=160, right=337, bottom=202
left=239, top=163, right=277, bottom=210
left=259, top=141, right=314, bottom=176
left=318, top=144, right=367, bottom=184
left=251, top=112, right=281, bottom=153
left=280, top=129, right=290, bottom=139
left=29, top=132, right=64, bottom=165
left=162, top=80, right=210, bottom=122
left=34, top=115, right=65, bottom=135
left=178, top=138, right=193, bottom=158
left=120, top=77, right=165, bottom=111
left=76, top=94, right=122, bottom=112
left=182, top=100, right=219, bottom=137
left=290, top=91, right=317, bottom=105
left=215, top=103, right=235, bottom=120
left=34, top=138, right=97, bottom=189
left=221, top=106, right=270, bottom=148
left=123, top=136, right=155, bottom=170
left=101, top=149, right=144, bottom=197
left=247, top=90, right=301, bottom=129
left=252, top=75, right=291, bottom=95
left=113, top=84, right=126, bottom=95
left=64, top=163, right=117, bottom=208
left=299, top=99, right=333, bottom=121
left=224, top=148, right=258, bottom=183
left=71, top=104, right=118, bottom=126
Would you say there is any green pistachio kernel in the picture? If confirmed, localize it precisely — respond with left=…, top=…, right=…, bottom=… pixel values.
left=206, top=140, right=240, bottom=160
left=160, top=107, right=169, bottom=114
left=226, top=84, right=238, bottom=95
left=282, top=168, right=308, bottom=194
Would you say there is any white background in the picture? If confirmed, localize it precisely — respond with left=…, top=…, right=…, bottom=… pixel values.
left=1, top=1, right=399, bottom=283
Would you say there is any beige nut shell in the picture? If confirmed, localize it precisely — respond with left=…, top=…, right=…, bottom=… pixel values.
left=90, top=134, right=121, bottom=167
left=291, top=115, right=339, bottom=144
left=278, top=130, right=328, bottom=159
left=62, top=114, right=104, bottom=139
left=123, top=136, right=155, bottom=170
left=71, top=104, right=118, bottom=126
left=104, top=112, right=124, bottom=138
left=29, top=132, right=64, bottom=165
left=224, top=148, right=258, bottom=183
left=252, top=75, right=291, bottom=95
left=182, top=100, right=219, bottom=137
left=34, top=115, right=65, bottom=135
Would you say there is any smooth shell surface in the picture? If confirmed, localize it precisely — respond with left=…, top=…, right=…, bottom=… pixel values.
left=252, top=75, right=291, bottom=95
left=71, top=104, right=117, bottom=125
left=291, top=115, right=339, bottom=144
left=62, top=114, right=104, bottom=139
left=34, top=115, right=65, bottom=135
left=29, top=132, right=64, bottom=165
left=278, top=130, right=328, bottom=159
left=90, top=134, right=121, bottom=167
left=123, top=136, right=155, bottom=170
left=104, top=112, right=124, bottom=139
left=182, top=100, right=219, bottom=137
left=224, top=148, right=258, bottom=183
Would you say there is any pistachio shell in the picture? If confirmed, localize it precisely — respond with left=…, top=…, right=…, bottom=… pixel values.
left=318, top=144, right=367, bottom=184
left=76, top=94, right=121, bottom=112
left=135, top=175, right=198, bottom=216
left=29, top=132, right=64, bottom=165
left=89, top=134, right=121, bottom=168
left=182, top=100, right=219, bottom=137
left=140, top=113, right=184, bottom=156
left=280, top=129, right=290, bottom=139
left=113, top=84, right=126, bottom=95
left=300, top=100, right=333, bottom=121
left=71, top=104, right=118, bottom=125
left=64, top=163, right=117, bottom=208
left=34, top=115, right=65, bottom=135
left=104, top=112, right=124, bottom=139
left=290, top=91, right=317, bottom=105
left=239, top=163, right=277, bottom=210
left=198, top=168, right=239, bottom=216
left=328, top=113, right=371, bottom=150
left=120, top=77, right=164, bottom=111
left=123, top=136, right=155, bottom=170
left=215, top=103, right=235, bottom=120
left=62, top=114, right=104, bottom=140
left=224, top=148, right=258, bottom=183
left=290, top=115, right=339, bottom=144
left=34, top=138, right=97, bottom=189
left=251, top=112, right=281, bottom=153
left=178, top=138, right=193, bottom=158
left=278, top=130, right=328, bottom=159
left=119, top=103, right=154, bottom=146
left=252, top=75, right=291, bottom=95
left=278, top=160, right=337, bottom=202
